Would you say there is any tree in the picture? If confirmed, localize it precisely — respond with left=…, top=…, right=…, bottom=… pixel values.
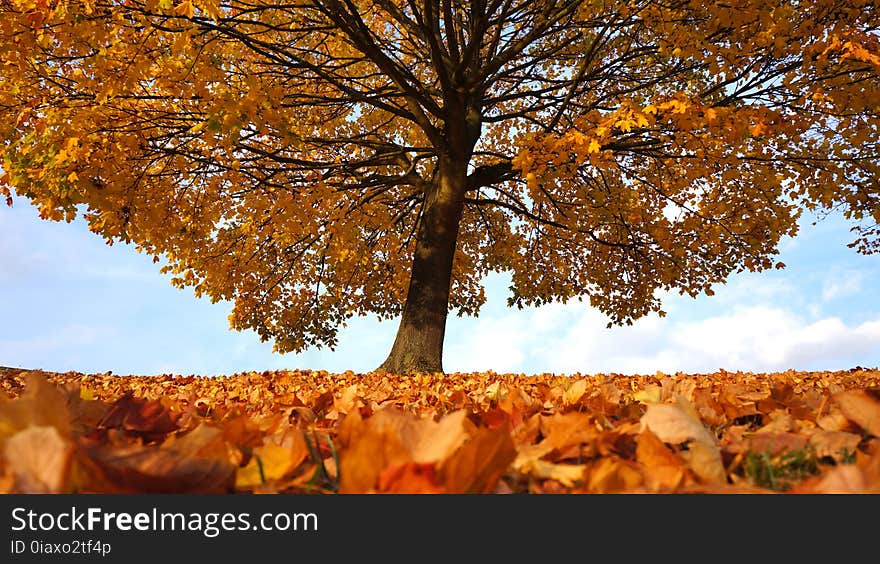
left=1, top=1, right=878, bottom=374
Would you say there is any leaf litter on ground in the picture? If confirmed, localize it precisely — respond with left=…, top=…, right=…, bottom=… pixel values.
left=1, top=367, right=879, bottom=494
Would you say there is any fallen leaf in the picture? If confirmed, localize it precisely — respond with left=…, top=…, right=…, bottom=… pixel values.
left=633, top=385, right=662, bottom=404
left=334, top=383, right=360, bottom=414
left=640, top=401, right=715, bottom=445
left=816, top=409, right=858, bottom=432
left=805, top=430, right=861, bottom=461
left=795, top=465, right=866, bottom=494
left=96, top=393, right=180, bottom=442
left=4, top=425, right=73, bottom=493
left=337, top=408, right=411, bottom=493
left=636, top=427, right=689, bottom=491
left=377, top=461, right=442, bottom=493
left=726, top=431, right=807, bottom=456
left=80, top=441, right=235, bottom=493
left=163, top=423, right=229, bottom=460
left=513, top=457, right=586, bottom=487
left=834, top=389, right=880, bottom=437
left=0, top=372, right=70, bottom=442
left=411, top=410, right=471, bottom=463
left=563, top=378, right=588, bottom=406
left=441, top=426, right=516, bottom=494
left=640, top=401, right=726, bottom=483
left=755, top=409, right=796, bottom=433
left=538, top=412, right=599, bottom=459
left=585, top=457, right=643, bottom=493
left=237, top=439, right=309, bottom=489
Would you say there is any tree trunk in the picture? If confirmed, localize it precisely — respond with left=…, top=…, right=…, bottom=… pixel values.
left=379, top=156, right=468, bottom=374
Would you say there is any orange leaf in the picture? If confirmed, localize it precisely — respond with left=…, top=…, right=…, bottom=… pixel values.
left=538, top=412, right=599, bottom=458
left=95, top=393, right=180, bottom=442
left=236, top=439, right=309, bottom=489
left=377, top=462, right=443, bottom=493
left=636, top=427, right=689, bottom=491
left=834, top=389, right=880, bottom=437
left=337, top=409, right=411, bottom=493
left=4, top=425, right=73, bottom=493
left=80, top=441, right=235, bottom=493
left=440, top=426, right=516, bottom=494
left=805, top=430, right=861, bottom=461
left=585, top=457, right=643, bottom=493
left=640, top=400, right=726, bottom=483
left=0, top=372, right=71, bottom=443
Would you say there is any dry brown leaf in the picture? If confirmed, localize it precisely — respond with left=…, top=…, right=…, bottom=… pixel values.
left=805, top=430, right=861, bottom=461
left=96, top=393, right=180, bottom=442
left=163, top=423, right=229, bottom=460
left=641, top=402, right=715, bottom=445
left=640, top=401, right=726, bottom=483
left=795, top=465, right=867, bottom=494
left=0, top=372, right=70, bottom=442
left=585, top=457, right=643, bottom=493
left=4, top=425, right=73, bottom=493
left=538, top=412, right=599, bottom=458
left=513, top=458, right=586, bottom=487
left=441, top=426, right=516, bottom=494
left=563, top=378, right=588, bottom=406
left=334, top=383, right=360, bottom=414
left=756, top=409, right=796, bottom=433
left=636, top=427, right=689, bottom=491
left=236, top=438, right=309, bottom=489
left=80, top=441, right=235, bottom=493
left=816, top=409, right=858, bottom=432
left=338, top=409, right=410, bottom=493
left=337, top=407, right=471, bottom=492
left=726, top=431, right=808, bottom=456
left=377, top=462, right=442, bottom=493
left=410, top=410, right=470, bottom=463
left=834, top=389, right=880, bottom=437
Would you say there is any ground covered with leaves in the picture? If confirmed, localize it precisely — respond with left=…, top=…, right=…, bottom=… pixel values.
left=1, top=367, right=879, bottom=494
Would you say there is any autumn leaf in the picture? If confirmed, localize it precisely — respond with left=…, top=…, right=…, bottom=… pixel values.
left=236, top=439, right=309, bottom=489
left=0, top=372, right=71, bottom=442
left=95, top=393, right=180, bottom=442
left=440, top=426, right=517, bottom=494
left=585, top=457, right=643, bottom=493
left=2, top=368, right=880, bottom=494
left=636, top=427, right=690, bottom=491
left=513, top=457, right=587, bottom=488
left=80, top=441, right=235, bottom=493
left=410, top=410, right=470, bottom=463
left=538, top=412, right=600, bottom=459
left=333, top=383, right=361, bottom=414
left=377, top=462, right=443, bottom=494
left=805, top=430, right=861, bottom=462
left=563, top=378, right=588, bottom=406
left=725, top=432, right=808, bottom=456
left=833, top=390, right=880, bottom=437
left=640, top=400, right=726, bottom=484
left=163, top=423, right=229, bottom=460
left=337, top=408, right=412, bottom=493
left=4, top=425, right=73, bottom=493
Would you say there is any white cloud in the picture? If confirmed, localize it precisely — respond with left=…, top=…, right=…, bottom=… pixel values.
left=445, top=313, right=529, bottom=373
left=444, top=303, right=880, bottom=376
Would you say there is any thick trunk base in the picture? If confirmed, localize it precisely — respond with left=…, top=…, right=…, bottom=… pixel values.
left=378, top=350, right=443, bottom=375
left=377, top=309, right=449, bottom=373
left=377, top=137, right=475, bottom=375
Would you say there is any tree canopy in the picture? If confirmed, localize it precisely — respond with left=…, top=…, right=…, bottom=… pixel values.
left=1, top=0, right=878, bottom=373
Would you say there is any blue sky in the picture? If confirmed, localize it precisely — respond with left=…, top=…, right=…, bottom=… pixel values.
left=1, top=197, right=878, bottom=376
